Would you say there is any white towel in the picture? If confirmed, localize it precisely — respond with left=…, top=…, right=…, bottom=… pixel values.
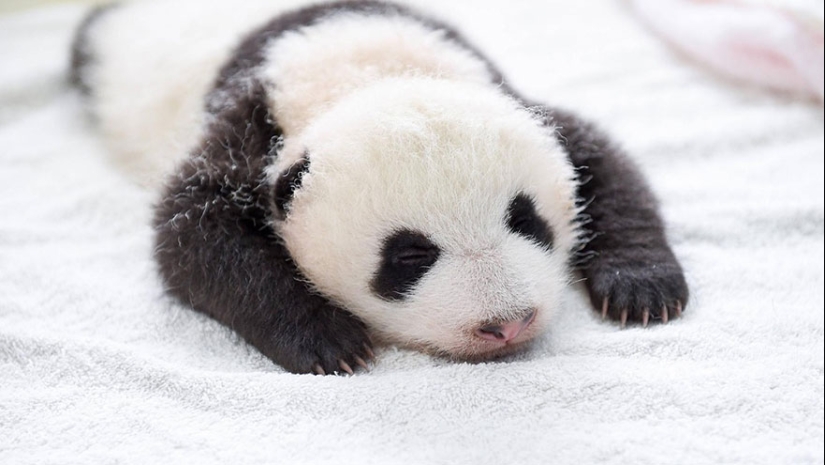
left=1, top=2, right=822, bottom=464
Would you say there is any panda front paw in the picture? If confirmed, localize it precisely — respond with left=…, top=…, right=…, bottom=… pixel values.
left=270, top=304, right=374, bottom=375
left=584, top=250, right=688, bottom=328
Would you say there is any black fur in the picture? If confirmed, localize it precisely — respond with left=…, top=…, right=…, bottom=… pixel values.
left=208, top=0, right=504, bottom=108
left=75, top=0, right=689, bottom=374
left=150, top=2, right=455, bottom=375
left=205, top=1, right=688, bottom=330
left=533, top=106, right=689, bottom=323
left=153, top=77, right=373, bottom=375
left=507, top=193, right=555, bottom=251
left=273, top=157, right=310, bottom=218
left=69, top=4, right=117, bottom=95
left=151, top=0, right=507, bottom=374
left=213, top=1, right=409, bottom=87
left=371, top=230, right=441, bottom=301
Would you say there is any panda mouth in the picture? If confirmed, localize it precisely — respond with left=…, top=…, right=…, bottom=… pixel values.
left=506, top=310, right=537, bottom=344
left=518, top=310, right=537, bottom=336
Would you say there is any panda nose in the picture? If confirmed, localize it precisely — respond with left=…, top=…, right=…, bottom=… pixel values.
left=475, top=310, right=536, bottom=343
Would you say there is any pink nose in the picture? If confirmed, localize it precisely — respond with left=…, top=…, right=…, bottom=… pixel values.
left=474, top=311, right=536, bottom=343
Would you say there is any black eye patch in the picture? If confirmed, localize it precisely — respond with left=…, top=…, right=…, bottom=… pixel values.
left=507, top=193, right=554, bottom=250
left=371, top=230, right=440, bottom=301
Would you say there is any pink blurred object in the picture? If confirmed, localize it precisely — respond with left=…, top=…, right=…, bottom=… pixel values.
left=629, top=0, right=824, bottom=101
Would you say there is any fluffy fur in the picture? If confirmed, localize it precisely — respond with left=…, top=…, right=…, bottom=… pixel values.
left=71, top=0, right=688, bottom=374
left=274, top=77, right=579, bottom=358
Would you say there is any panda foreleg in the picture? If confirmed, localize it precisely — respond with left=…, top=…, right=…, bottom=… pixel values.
left=152, top=88, right=373, bottom=375
left=542, top=107, right=689, bottom=326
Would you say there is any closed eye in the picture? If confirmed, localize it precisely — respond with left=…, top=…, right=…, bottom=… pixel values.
left=393, top=246, right=439, bottom=268
left=372, top=230, right=441, bottom=301
left=510, top=217, right=534, bottom=235
left=506, top=193, right=555, bottom=250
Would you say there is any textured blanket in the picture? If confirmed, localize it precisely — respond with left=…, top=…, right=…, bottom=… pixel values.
left=1, top=1, right=823, bottom=464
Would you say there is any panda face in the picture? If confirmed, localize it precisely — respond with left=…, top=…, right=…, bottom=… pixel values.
left=270, top=78, right=579, bottom=360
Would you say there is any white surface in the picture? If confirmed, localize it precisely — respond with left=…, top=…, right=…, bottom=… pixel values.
left=1, top=2, right=823, bottom=464
left=629, top=0, right=825, bottom=99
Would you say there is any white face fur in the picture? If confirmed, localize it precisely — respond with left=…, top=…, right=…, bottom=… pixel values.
left=270, top=78, right=580, bottom=360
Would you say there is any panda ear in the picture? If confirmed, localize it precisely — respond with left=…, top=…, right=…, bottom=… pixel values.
left=273, top=156, right=310, bottom=218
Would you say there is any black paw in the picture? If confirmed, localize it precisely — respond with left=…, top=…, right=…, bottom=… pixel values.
left=268, top=304, right=375, bottom=375
left=583, top=250, right=688, bottom=328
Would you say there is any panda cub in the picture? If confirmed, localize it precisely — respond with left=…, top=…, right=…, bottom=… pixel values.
left=71, top=0, right=689, bottom=375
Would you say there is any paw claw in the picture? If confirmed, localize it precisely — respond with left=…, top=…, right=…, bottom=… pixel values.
left=588, top=252, right=688, bottom=329
left=363, top=344, right=375, bottom=360
left=312, top=364, right=326, bottom=376
left=355, top=356, right=370, bottom=372
left=338, top=360, right=354, bottom=376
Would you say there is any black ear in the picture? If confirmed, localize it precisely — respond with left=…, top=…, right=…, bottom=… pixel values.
left=273, top=157, right=310, bottom=218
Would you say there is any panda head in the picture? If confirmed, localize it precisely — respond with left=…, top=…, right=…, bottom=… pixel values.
left=268, top=78, right=579, bottom=361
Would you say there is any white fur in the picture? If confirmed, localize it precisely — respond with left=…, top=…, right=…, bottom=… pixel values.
left=260, top=14, right=495, bottom=136
left=273, top=78, right=578, bottom=358
left=88, top=1, right=580, bottom=359
left=83, top=0, right=309, bottom=188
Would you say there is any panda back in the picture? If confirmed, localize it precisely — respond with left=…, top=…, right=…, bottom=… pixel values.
left=72, top=0, right=304, bottom=188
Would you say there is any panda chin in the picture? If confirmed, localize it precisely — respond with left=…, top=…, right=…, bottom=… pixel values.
left=444, top=338, right=538, bottom=364
left=410, top=311, right=543, bottom=363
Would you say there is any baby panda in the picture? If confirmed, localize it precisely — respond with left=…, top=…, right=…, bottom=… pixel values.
left=70, top=0, right=689, bottom=375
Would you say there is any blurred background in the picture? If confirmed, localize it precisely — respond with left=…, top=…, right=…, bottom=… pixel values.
left=1, top=0, right=100, bottom=14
